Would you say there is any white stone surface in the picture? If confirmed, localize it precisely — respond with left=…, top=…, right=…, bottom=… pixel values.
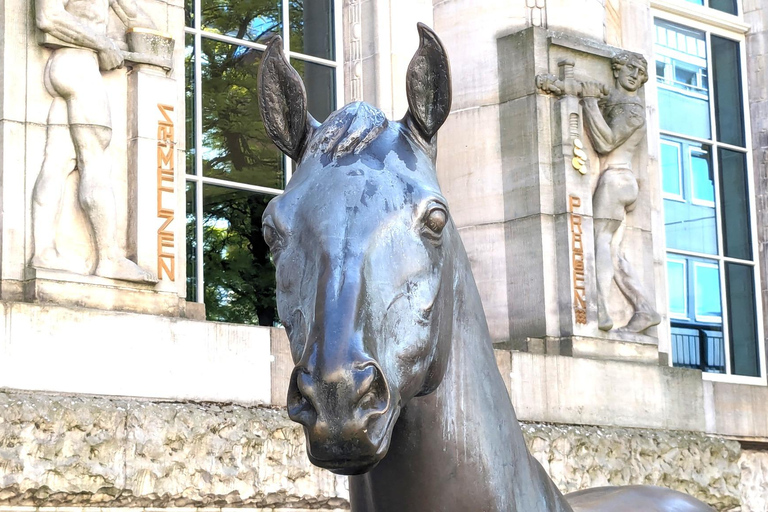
left=0, top=302, right=271, bottom=404
left=508, top=352, right=705, bottom=431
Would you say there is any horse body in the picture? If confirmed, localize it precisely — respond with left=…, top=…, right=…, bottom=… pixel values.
left=257, top=24, right=715, bottom=512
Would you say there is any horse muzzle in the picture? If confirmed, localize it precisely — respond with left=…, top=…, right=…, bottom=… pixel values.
left=286, top=360, right=399, bottom=474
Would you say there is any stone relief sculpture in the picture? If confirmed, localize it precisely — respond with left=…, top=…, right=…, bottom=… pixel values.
left=256, top=24, right=714, bottom=511
left=31, top=0, right=170, bottom=283
left=581, top=52, right=660, bottom=333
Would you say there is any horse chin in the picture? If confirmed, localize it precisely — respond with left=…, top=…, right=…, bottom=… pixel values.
left=305, top=402, right=401, bottom=476
left=309, top=455, right=383, bottom=476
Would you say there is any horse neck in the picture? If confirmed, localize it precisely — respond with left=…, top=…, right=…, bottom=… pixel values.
left=349, top=238, right=573, bottom=512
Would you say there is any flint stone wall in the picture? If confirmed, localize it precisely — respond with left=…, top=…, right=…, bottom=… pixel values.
left=0, top=390, right=762, bottom=511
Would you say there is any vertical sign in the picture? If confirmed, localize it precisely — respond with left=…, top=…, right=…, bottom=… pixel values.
left=570, top=195, right=587, bottom=324
left=157, top=104, right=175, bottom=281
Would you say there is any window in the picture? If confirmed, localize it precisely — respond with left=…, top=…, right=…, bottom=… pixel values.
left=654, top=12, right=763, bottom=380
left=185, top=1, right=341, bottom=325
left=681, top=0, right=738, bottom=16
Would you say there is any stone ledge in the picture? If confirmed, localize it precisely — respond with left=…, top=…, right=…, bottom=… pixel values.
left=0, top=301, right=272, bottom=403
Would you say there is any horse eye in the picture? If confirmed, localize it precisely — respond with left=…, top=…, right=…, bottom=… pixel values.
left=424, top=206, right=447, bottom=236
left=262, top=218, right=282, bottom=249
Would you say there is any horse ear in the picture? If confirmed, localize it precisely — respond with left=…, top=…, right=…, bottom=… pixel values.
left=404, top=23, right=452, bottom=142
left=258, top=36, right=316, bottom=160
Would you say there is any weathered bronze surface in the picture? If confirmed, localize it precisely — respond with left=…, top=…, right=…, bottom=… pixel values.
left=258, top=24, right=715, bottom=512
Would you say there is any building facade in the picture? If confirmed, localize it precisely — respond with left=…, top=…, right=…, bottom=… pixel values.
left=0, top=0, right=767, bottom=510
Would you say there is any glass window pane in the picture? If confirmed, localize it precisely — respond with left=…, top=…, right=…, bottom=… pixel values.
left=202, top=0, right=281, bottom=44
left=661, top=142, right=681, bottom=196
left=290, top=0, right=334, bottom=61
left=684, top=0, right=704, bottom=4
left=664, top=141, right=717, bottom=255
left=186, top=34, right=196, bottom=176
left=711, top=35, right=745, bottom=147
left=709, top=0, right=737, bottom=15
left=690, top=149, right=714, bottom=204
left=202, top=186, right=278, bottom=325
left=667, top=259, right=687, bottom=317
left=694, top=262, right=722, bottom=322
left=291, top=58, right=336, bottom=122
left=725, top=263, right=759, bottom=377
left=719, top=149, right=752, bottom=260
left=186, top=182, right=198, bottom=302
left=201, top=39, right=285, bottom=188
left=655, top=20, right=710, bottom=139
left=186, top=0, right=193, bottom=27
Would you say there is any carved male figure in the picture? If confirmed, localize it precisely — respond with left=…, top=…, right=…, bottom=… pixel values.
left=32, top=0, right=156, bottom=282
left=581, top=52, right=660, bottom=332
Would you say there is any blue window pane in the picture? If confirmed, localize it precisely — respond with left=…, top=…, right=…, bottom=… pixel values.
left=658, top=89, right=711, bottom=139
left=655, top=20, right=711, bottom=139
left=725, top=263, right=759, bottom=377
left=684, top=0, right=704, bottom=4
left=661, top=143, right=681, bottom=196
left=667, top=259, right=687, bottom=316
left=709, top=0, right=737, bottom=16
left=690, top=151, right=714, bottom=203
left=694, top=263, right=722, bottom=321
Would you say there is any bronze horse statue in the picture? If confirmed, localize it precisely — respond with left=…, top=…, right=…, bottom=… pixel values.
left=257, top=24, right=715, bottom=512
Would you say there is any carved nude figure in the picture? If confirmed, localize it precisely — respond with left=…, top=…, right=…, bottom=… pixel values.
left=32, top=0, right=156, bottom=282
left=581, top=52, right=660, bottom=332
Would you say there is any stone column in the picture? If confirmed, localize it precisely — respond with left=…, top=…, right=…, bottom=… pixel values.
left=496, top=27, right=662, bottom=364
left=0, top=0, right=192, bottom=317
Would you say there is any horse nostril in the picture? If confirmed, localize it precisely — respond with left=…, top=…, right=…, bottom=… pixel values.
left=287, top=367, right=318, bottom=426
left=354, top=363, right=389, bottom=414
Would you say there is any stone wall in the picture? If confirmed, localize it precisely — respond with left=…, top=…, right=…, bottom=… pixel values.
left=739, top=450, right=768, bottom=512
left=0, top=391, right=347, bottom=509
left=0, top=390, right=763, bottom=511
left=522, top=423, right=743, bottom=511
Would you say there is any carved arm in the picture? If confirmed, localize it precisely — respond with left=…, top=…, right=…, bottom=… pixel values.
left=35, top=0, right=116, bottom=52
left=581, top=85, right=643, bottom=156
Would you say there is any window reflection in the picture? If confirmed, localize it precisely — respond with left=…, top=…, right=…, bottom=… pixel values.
left=202, top=186, right=277, bottom=325
left=655, top=20, right=710, bottom=139
left=186, top=182, right=197, bottom=302
left=289, top=0, right=334, bottom=60
left=201, top=39, right=285, bottom=188
left=667, top=258, right=687, bottom=317
left=202, top=0, right=281, bottom=44
left=694, top=262, right=721, bottom=322
left=663, top=139, right=717, bottom=254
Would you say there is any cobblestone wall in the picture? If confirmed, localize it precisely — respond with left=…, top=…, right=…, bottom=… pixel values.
left=0, top=390, right=764, bottom=511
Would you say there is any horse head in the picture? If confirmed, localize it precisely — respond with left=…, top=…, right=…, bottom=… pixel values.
left=258, top=24, right=453, bottom=475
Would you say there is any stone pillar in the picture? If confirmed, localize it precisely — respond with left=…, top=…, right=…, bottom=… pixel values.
left=494, top=27, right=662, bottom=364
left=345, top=0, right=433, bottom=115
left=0, top=0, right=192, bottom=317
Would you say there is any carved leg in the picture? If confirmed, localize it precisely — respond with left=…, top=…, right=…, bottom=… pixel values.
left=593, top=218, right=619, bottom=331
left=69, top=124, right=156, bottom=283
left=30, top=109, right=77, bottom=271
left=614, top=252, right=661, bottom=333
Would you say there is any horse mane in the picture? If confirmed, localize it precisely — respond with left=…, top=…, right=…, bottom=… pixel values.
left=306, top=102, right=389, bottom=161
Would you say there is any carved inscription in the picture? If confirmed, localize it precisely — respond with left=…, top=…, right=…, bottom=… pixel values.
left=157, top=104, right=175, bottom=281
left=570, top=195, right=587, bottom=324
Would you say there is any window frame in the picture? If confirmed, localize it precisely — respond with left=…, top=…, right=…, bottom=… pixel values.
left=653, top=4, right=767, bottom=385
left=661, top=140, right=685, bottom=201
left=184, top=0, right=345, bottom=318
